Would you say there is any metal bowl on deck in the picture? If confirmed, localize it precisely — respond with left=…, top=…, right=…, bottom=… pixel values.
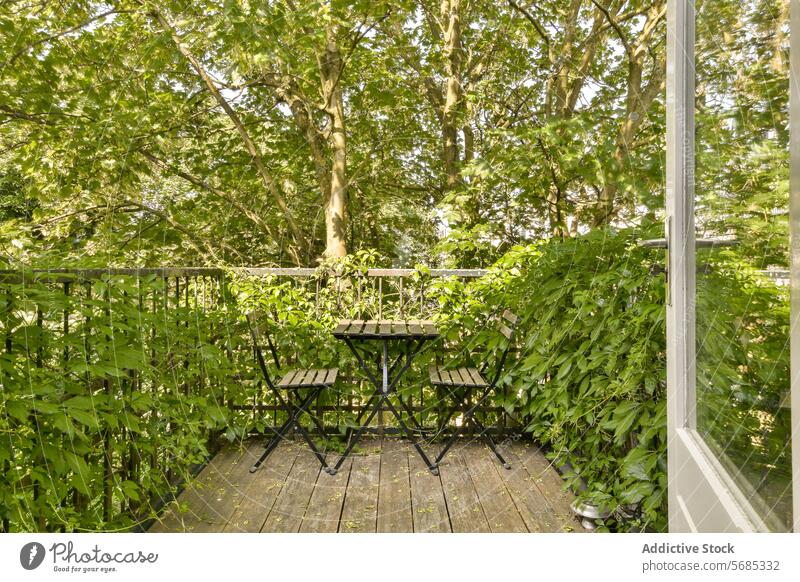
left=570, top=500, right=612, bottom=530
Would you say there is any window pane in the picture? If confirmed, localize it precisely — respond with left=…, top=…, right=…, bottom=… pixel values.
left=695, top=0, right=792, bottom=531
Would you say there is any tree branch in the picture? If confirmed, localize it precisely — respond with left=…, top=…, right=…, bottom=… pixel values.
left=147, top=5, right=305, bottom=260
left=590, top=0, right=631, bottom=59
left=138, top=150, right=277, bottom=240
left=507, top=0, right=550, bottom=47
left=4, top=9, right=131, bottom=67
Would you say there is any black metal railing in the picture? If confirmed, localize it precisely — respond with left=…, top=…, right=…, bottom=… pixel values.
left=1, top=266, right=519, bottom=532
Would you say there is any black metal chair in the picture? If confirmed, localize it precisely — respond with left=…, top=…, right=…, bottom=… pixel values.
left=246, top=312, right=338, bottom=473
left=429, top=309, right=519, bottom=469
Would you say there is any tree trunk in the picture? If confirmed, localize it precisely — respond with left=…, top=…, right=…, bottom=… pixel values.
left=441, top=0, right=463, bottom=191
left=319, top=32, right=348, bottom=258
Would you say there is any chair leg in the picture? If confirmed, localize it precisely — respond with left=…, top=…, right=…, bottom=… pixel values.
left=290, top=388, right=331, bottom=471
left=250, top=390, right=323, bottom=473
left=250, top=415, right=295, bottom=473
left=466, top=414, right=510, bottom=469
left=434, top=419, right=469, bottom=466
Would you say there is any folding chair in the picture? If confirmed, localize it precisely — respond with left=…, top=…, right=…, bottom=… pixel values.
left=246, top=312, right=338, bottom=473
left=429, top=309, right=519, bottom=469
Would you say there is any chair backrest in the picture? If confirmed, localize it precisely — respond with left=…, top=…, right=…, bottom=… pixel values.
left=490, top=309, right=520, bottom=386
left=246, top=311, right=281, bottom=389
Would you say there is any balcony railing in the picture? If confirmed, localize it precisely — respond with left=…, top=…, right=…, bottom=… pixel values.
left=0, top=266, right=515, bottom=532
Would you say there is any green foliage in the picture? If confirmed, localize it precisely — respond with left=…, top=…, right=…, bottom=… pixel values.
left=0, top=273, right=245, bottom=531
left=432, top=230, right=669, bottom=530
left=432, top=229, right=790, bottom=531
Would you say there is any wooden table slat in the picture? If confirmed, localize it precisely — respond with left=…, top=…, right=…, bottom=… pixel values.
left=408, top=320, right=424, bottom=335
left=325, top=368, right=338, bottom=384
left=278, top=370, right=297, bottom=387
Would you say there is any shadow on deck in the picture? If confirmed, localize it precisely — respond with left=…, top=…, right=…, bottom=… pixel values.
left=148, top=438, right=585, bottom=533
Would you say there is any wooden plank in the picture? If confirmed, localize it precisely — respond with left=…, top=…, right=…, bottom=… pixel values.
left=332, top=320, right=350, bottom=335
left=421, top=320, right=438, bottom=337
left=349, top=320, right=365, bottom=335
left=408, top=320, right=424, bottom=336
left=462, top=445, right=527, bottom=532
left=429, top=365, right=441, bottom=384
left=224, top=441, right=300, bottom=532
left=187, top=442, right=266, bottom=533
left=299, top=369, right=315, bottom=386
left=514, top=444, right=579, bottom=530
left=454, top=368, right=470, bottom=386
left=502, top=310, right=519, bottom=325
left=496, top=444, right=574, bottom=533
left=277, top=369, right=297, bottom=387
left=313, top=369, right=327, bottom=385
left=389, top=320, right=404, bottom=336
left=325, top=368, right=338, bottom=384
left=339, top=448, right=381, bottom=532
left=362, top=320, right=379, bottom=336
left=260, top=448, right=322, bottom=532
left=379, top=321, right=392, bottom=337
left=409, top=453, right=450, bottom=532
left=467, top=367, right=485, bottom=387
left=149, top=446, right=241, bottom=532
left=499, top=323, right=514, bottom=340
left=439, top=448, right=490, bottom=532
left=376, top=440, right=413, bottom=532
left=299, top=458, right=352, bottom=533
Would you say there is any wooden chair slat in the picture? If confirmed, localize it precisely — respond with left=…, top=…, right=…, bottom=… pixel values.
left=499, top=323, right=514, bottom=340
left=429, top=365, right=441, bottom=384
left=467, top=367, right=485, bottom=387
left=408, top=320, right=424, bottom=336
left=277, top=370, right=297, bottom=387
left=349, top=320, right=366, bottom=334
left=379, top=321, right=392, bottom=336
left=326, top=368, right=338, bottom=384
left=314, top=369, right=327, bottom=385
left=502, top=310, right=519, bottom=326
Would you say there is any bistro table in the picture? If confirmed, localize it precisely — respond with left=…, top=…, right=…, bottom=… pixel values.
left=328, top=319, right=440, bottom=475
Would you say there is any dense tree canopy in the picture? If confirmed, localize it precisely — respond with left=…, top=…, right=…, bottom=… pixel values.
left=0, top=0, right=787, bottom=269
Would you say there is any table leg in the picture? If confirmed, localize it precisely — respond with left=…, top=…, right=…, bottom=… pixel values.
left=383, top=397, right=439, bottom=475
left=327, top=393, right=383, bottom=475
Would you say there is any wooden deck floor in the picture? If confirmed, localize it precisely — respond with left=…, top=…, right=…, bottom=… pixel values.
left=148, top=438, right=584, bottom=533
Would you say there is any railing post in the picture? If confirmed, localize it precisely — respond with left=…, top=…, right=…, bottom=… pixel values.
left=102, top=282, right=112, bottom=524
left=2, top=286, right=12, bottom=532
